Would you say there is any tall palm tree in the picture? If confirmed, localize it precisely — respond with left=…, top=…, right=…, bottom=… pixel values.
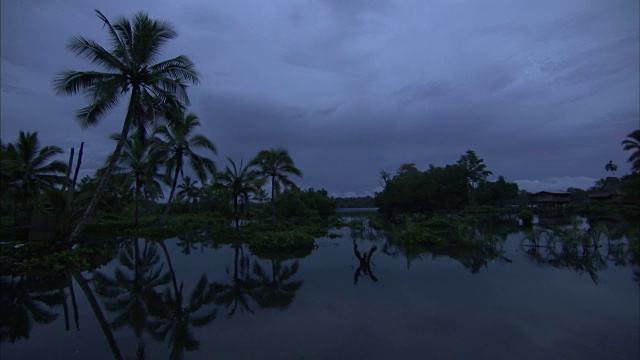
left=3, top=131, right=67, bottom=217
left=250, top=148, right=302, bottom=222
left=109, top=133, right=164, bottom=226
left=622, top=129, right=640, bottom=173
left=54, top=10, right=199, bottom=242
left=154, top=111, right=216, bottom=225
left=216, top=158, right=262, bottom=229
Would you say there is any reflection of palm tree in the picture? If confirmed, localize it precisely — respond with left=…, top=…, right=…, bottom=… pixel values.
left=72, top=272, right=124, bottom=360
left=252, top=259, right=303, bottom=309
left=211, top=243, right=257, bottom=317
left=0, top=276, right=63, bottom=343
left=93, top=238, right=170, bottom=337
left=150, top=274, right=217, bottom=360
left=152, top=238, right=217, bottom=359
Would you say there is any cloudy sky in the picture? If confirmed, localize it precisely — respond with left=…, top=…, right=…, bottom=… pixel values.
left=2, top=0, right=638, bottom=196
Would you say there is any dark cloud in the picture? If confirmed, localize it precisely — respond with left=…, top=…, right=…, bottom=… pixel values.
left=1, top=0, right=638, bottom=196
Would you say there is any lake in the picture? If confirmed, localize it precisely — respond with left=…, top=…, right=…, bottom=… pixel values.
left=1, top=213, right=638, bottom=359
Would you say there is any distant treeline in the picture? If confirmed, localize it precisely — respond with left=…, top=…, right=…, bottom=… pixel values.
left=335, top=196, right=376, bottom=208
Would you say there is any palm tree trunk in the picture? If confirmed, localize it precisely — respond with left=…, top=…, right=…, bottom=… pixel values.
left=234, top=195, right=239, bottom=230
left=134, top=179, right=141, bottom=227
left=160, top=164, right=181, bottom=225
left=67, top=89, right=140, bottom=244
left=270, top=176, right=276, bottom=223
left=62, top=148, right=75, bottom=192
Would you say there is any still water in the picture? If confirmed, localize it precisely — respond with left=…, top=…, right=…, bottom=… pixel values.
left=2, top=214, right=638, bottom=359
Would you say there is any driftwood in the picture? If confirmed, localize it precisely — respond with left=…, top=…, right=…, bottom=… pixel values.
left=353, top=239, right=378, bottom=285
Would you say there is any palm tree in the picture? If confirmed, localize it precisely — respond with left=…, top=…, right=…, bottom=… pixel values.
left=54, top=10, right=199, bottom=242
left=605, top=160, right=618, bottom=176
left=154, top=111, right=216, bottom=225
left=253, top=187, right=268, bottom=204
left=109, top=133, right=164, bottom=226
left=216, top=158, right=262, bottom=229
left=250, top=148, right=302, bottom=222
left=3, top=131, right=67, bottom=219
left=176, top=176, right=201, bottom=204
left=622, top=129, right=640, bottom=173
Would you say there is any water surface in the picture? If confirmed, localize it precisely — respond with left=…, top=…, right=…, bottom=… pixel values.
left=1, top=215, right=638, bottom=359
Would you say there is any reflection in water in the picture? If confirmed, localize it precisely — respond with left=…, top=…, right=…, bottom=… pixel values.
left=1, top=214, right=637, bottom=359
left=151, top=274, right=217, bottom=360
left=0, top=275, right=64, bottom=343
left=353, top=239, right=378, bottom=285
left=93, top=238, right=170, bottom=337
left=379, top=217, right=516, bottom=274
left=252, top=259, right=303, bottom=309
left=212, top=242, right=258, bottom=317
left=521, top=226, right=634, bottom=284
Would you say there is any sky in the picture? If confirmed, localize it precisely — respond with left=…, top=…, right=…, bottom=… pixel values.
left=1, top=0, right=639, bottom=197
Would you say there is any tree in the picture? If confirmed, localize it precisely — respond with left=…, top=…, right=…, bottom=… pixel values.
left=176, top=176, right=201, bottom=204
left=456, top=150, right=492, bottom=205
left=109, top=133, right=163, bottom=226
left=216, top=158, right=261, bottom=229
left=605, top=160, right=618, bottom=176
left=154, top=111, right=216, bottom=225
left=250, top=148, right=302, bottom=222
left=3, top=132, right=66, bottom=218
left=622, top=129, right=640, bottom=173
left=54, top=10, right=199, bottom=242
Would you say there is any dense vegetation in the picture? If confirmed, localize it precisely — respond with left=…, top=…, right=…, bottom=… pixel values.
left=375, top=150, right=519, bottom=216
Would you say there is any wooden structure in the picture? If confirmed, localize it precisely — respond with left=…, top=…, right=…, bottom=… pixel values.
left=587, top=177, right=624, bottom=203
left=530, top=190, right=571, bottom=205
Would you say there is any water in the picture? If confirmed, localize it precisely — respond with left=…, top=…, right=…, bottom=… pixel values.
left=1, top=215, right=638, bottom=359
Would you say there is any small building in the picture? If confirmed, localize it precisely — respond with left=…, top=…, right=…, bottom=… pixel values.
left=530, top=190, right=571, bottom=205
left=587, top=177, right=624, bottom=203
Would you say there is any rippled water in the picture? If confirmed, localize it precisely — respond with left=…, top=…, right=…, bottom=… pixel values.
left=2, top=214, right=638, bottom=359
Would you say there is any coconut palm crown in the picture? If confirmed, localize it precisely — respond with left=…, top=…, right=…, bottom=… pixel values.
left=250, top=148, right=302, bottom=221
left=622, top=129, right=640, bottom=173
left=154, top=111, right=216, bottom=224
